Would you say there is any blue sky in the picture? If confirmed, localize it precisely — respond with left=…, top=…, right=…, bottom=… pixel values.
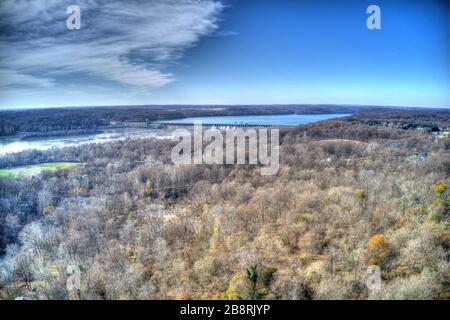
left=0, top=0, right=448, bottom=109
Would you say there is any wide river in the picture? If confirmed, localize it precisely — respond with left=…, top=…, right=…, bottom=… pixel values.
left=0, top=128, right=174, bottom=156
left=0, top=113, right=350, bottom=156
left=161, top=113, right=351, bottom=126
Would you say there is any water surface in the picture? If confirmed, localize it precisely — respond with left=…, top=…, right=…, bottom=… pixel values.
left=0, top=128, right=172, bottom=156
left=161, top=113, right=351, bottom=126
left=0, top=113, right=351, bottom=156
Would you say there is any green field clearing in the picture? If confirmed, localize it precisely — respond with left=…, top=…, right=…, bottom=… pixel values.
left=0, top=162, right=82, bottom=178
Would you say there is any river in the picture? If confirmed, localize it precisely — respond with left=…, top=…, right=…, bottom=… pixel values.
left=160, top=113, right=351, bottom=126
left=0, top=128, right=174, bottom=156
left=0, top=113, right=351, bottom=156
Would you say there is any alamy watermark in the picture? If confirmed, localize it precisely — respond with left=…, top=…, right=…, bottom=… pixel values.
left=66, top=5, right=81, bottom=30
left=66, top=264, right=81, bottom=298
left=366, top=265, right=382, bottom=297
left=367, top=5, right=381, bottom=30
left=66, top=4, right=381, bottom=31
left=170, top=123, right=280, bottom=176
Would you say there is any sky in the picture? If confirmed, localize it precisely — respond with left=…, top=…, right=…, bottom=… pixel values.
left=0, top=0, right=448, bottom=109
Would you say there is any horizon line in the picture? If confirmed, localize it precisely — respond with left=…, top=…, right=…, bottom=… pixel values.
left=1, top=103, right=449, bottom=112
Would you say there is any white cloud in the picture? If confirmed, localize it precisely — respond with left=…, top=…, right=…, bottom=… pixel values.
left=0, top=68, right=54, bottom=87
left=0, top=0, right=223, bottom=88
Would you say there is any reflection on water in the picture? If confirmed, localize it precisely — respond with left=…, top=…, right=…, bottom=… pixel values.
left=0, top=113, right=351, bottom=156
left=161, top=113, right=351, bottom=126
left=0, top=128, right=174, bottom=156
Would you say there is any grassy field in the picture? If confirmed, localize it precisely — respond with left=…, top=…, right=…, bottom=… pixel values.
left=0, top=162, right=82, bottom=178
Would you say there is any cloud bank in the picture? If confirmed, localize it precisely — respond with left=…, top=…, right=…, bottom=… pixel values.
left=0, top=0, right=223, bottom=90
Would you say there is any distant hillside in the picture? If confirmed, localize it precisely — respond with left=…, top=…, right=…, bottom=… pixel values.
left=0, top=105, right=448, bottom=136
left=352, top=108, right=450, bottom=129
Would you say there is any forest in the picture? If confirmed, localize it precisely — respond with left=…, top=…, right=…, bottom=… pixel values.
left=3, top=105, right=446, bottom=136
left=0, top=109, right=448, bottom=300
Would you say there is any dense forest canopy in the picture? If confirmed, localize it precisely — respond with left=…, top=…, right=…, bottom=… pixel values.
left=0, top=108, right=448, bottom=300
